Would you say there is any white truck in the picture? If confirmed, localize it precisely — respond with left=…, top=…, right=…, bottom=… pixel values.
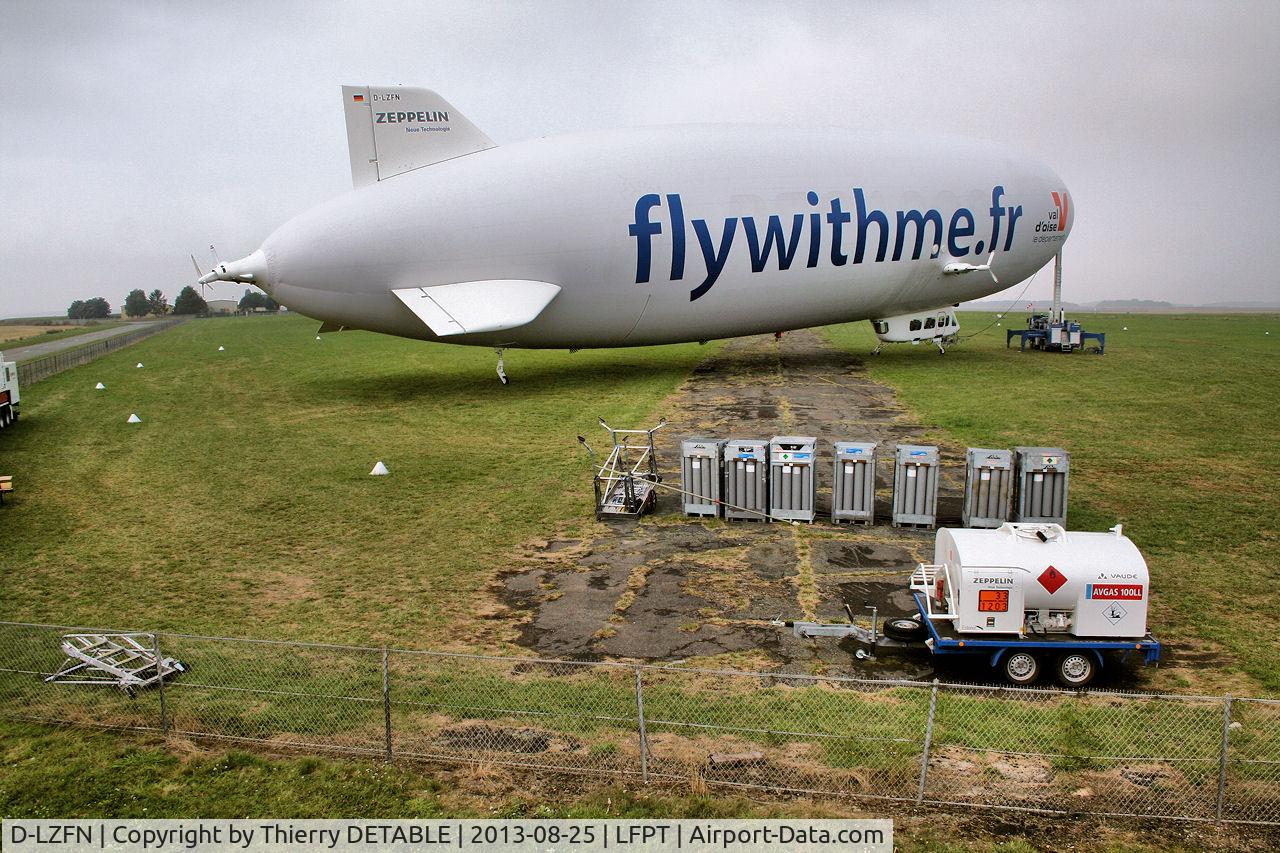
left=782, top=522, right=1161, bottom=687
left=0, top=353, right=18, bottom=429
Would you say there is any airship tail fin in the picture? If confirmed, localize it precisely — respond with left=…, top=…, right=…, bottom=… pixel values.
left=342, top=86, right=496, bottom=187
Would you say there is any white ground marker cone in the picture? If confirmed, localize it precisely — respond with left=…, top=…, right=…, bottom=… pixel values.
left=127, top=413, right=141, bottom=424
left=369, top=461, right=389, bottom=476
left=218, top=345, right=225, bottom=351
left=95, top=382, right=106, bottom=390
left=316, top=336, right=321, bottom=341
left=135, top=362, right=144, bottom=368
left=1122, top=326, right=1128, bottom=331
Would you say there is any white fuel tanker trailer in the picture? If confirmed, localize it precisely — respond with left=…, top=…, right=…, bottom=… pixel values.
left=782, top=522, right=1160, bottom=686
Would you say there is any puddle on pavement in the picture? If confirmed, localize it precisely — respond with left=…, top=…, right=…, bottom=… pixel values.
left=819, top=579, right=920, bottom=620
left=809, top=539, right=918, bottom=573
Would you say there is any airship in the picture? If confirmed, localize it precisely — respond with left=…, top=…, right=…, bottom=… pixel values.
left=198, top=86, right=1073, bottom=382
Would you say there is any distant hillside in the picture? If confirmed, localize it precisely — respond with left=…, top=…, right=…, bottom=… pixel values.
left=961, top=298, right=1280, bottom=314
left=1090, top=299, right=1178, bottom=311
left=961, top=299, right=1084, bottom=314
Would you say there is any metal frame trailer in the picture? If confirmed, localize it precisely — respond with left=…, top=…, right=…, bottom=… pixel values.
left=44, top=633, right=186, bottom=696
left=585, top=419, right=666, bottom=519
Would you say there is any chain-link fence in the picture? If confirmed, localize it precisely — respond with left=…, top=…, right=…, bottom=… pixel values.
left=0, top=621, right=1275, bottom=825
left=14, top=318, right=186, bottom=385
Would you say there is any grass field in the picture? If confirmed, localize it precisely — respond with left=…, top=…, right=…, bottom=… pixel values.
left=1, top=311, right=1278, bottom=840
left=2, top=312, right=1277, bottom=685
left=1, top=720, right=1221, bottom=852
left=0, top=315, right=710, bottom=646
left=825, top=312, right=1280, bottom=695
left=0, top=321, right=125, bottom=351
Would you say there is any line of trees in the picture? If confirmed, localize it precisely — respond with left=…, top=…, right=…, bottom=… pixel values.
left=66, top=297, right=112, bottom=319
left=172, top=286, right=208, bottom=315
left=65, top=285, right=276, bottom=320
left=123, top=288, right=173, bottom=318
left=238, top=289, right=280, bottom=312
left=117, top=287, right=208, bottom=317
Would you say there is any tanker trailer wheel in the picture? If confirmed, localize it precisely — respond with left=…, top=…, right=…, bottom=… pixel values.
left=1055, top=652, right=1097, bottom=688
left=1002, top=651, right=1041, bottom=685
left=883, top=617, right=926, bottom=642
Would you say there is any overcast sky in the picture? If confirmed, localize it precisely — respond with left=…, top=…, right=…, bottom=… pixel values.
left=2, top=1, right=1277, bottom=319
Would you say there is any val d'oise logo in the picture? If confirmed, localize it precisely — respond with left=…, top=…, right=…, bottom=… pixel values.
left=1041, top=190, right=1070, bottom=234
left=1051, top=190, right=1069, bottom=224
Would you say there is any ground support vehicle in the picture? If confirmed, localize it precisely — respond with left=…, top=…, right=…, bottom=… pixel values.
left=782, top=523, right=1162, bottom=686
left=0, top=352, right=19, bottom=429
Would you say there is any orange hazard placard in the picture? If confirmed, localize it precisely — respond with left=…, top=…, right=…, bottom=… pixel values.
left=977, top=589, right=1009, bottom=612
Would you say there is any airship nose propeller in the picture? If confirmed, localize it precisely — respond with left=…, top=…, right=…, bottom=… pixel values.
left=191, top=247, right=267, bottom=288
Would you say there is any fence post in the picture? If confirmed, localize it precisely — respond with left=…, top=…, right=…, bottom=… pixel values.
left=634, top=666, right=649, bottom=783
left=151, top=633, right=169, bottom=735
left=1216, top=694, right=1233, bottom=821
left=916, top=680, right=939, bottom=803
left=382, top=648, right=393, bottom=761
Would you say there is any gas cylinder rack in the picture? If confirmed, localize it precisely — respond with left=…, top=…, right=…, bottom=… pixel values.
left=1013, top=446, right=1069, bottom=526
left=831, top=441, right=877, bottom=524
left=680, top=438, right=725, bottom=517
left=892, top=444, right=939, bottom=528
left=769, top=436, right=817, bottom=523
left=962, top=448, right=1013, bottom=528
left=724, top=439, right=770, bottom=521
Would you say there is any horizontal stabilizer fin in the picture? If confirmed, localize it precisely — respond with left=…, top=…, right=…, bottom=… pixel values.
left=342, top=85, right=496, bottom=187
left=392, top=280, right=561, bottom=337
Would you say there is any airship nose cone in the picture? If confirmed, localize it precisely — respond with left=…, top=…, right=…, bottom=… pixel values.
left=200, top=249, right=270, bottom=289
left=230, top=249, right=269, bottom=287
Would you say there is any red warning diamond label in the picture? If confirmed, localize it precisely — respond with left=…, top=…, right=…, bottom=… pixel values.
left=1038, top=565, right=1068, bottom=594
